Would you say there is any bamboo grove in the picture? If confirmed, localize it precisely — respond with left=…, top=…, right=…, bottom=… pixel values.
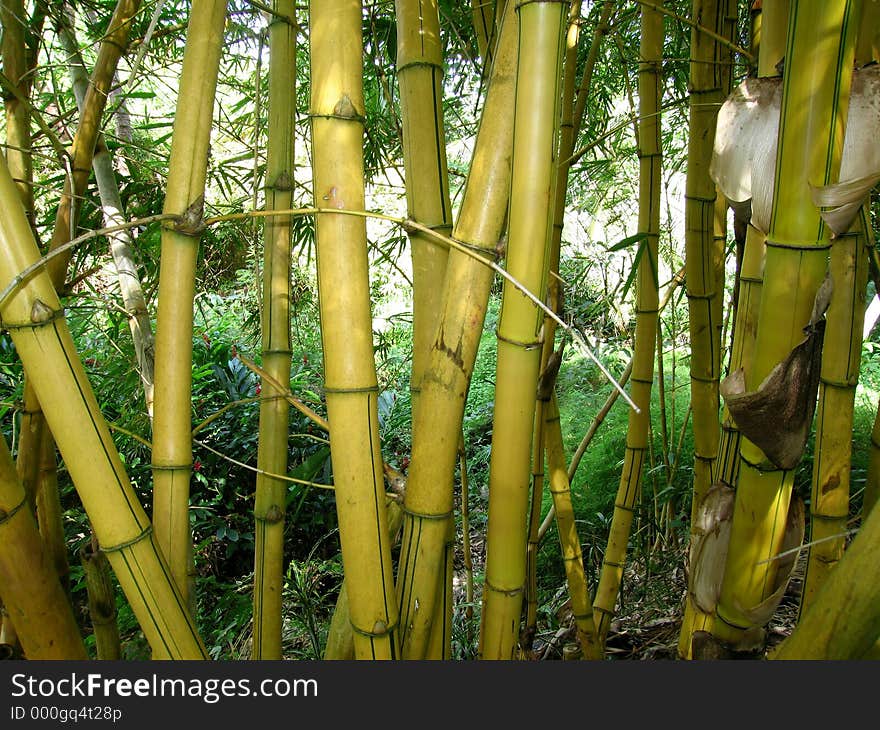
left=0, top=0, right=879, bottom=662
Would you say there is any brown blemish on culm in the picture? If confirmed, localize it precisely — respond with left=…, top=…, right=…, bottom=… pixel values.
left=435, top=327, right=465, bottom=372
left=821, top=473, right=841, bottom=495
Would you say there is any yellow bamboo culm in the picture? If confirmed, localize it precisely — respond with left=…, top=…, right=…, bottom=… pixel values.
left=677, top=0, right=726, bottom=659
left=522, top=0, right=586, bottom=654
left=771, top=483, right=880, bottom=659
left=592, top=0, right=662, bottom=647
left=252, top=0, right=296, bottom=661
left=472, top=0, right=498, bottom=64
left=80, top=542, right=122, bottom=660
left=855, top=0, right=878, bottom=65
left=544, top=395, right=602, bottom=659
left=0, top=0, right=34, bottom=222
left=866, top=400, right=880, bottom=517
left=395, top=0, right=454, bottom=659
left=0, top=156, right=206, bottom=659
left=310, top=0, right=400, bottom=660
left=712, top=0, right=862, bottom=649
left=479, top=0, right=567, bottom=660
left=395, top=0, right=518, bottom=660
left=151, top=0, right=228, bottom=612
left=324, top=502, right=405, bottom=660
left=36, top=430, right=69, bottom=593
left=0, top=436, right=86, bottom=659
left=46, top=0, right=142, bottom=288
left=800, top=216, right=869, bottom=610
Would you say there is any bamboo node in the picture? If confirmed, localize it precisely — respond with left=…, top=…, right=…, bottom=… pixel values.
left=257, top=504, right=284, bottom=524
left=397, top=60, right=444, bottom=74
left=100, top=525, right=153, bottom=553
left=0, top=493, right=28, bottom=526
left=764, top=237, right=832, bottom=252
left=819, top=375, right=858, bottom=389
left=169, top=195, right=206, bottom=236
left=401, top=504, right=452, bottom=521
left=483, top=577, right=523, bottom=598
left=495, top=329, right=542, bottom=350
left=350, top=616, right=398, bottom=638
left=323, top=384, right=379, bottom=395
left=1, top=302, right=64, bottom=330
left=267, top=171, right=293, bottom=192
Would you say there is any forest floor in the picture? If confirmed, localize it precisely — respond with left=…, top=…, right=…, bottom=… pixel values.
left=450, top=524, right=802, bottom=661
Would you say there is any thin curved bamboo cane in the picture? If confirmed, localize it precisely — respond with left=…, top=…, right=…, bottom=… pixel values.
left=81, top=540, right=121, bottom=660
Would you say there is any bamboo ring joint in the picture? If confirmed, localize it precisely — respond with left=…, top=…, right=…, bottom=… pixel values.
left=0, top=493, right=28, bottom=526
left=764, top=238, right=832, bottom=252
left=483, top=578, right=523, bottom=598
left=400, top=504, right=453, bottom=521
left=322, top=384, right=379, bottom=395
left=100, top=525, right=153, bottom=553
left=494, top=330, right=542, bottom=350
left=349, top=616, right=399, bottom=639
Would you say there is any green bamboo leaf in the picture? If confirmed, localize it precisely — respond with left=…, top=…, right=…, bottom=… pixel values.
left=605, top=231, right=648, bottom=252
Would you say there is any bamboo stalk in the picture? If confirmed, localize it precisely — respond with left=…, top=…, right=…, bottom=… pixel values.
left=855, top=0, right=879, bottom=65
left=771, top=487, right=880, bottom=659
left=323, top=501, right=405, bottom=660
left=310, top=0, right=400, bottom=660
left=677, top=0, right=727, bottom=659
left=0, top=435, right=86, bottom=659
left=35, top=428, right=68, bottom=594
left=544, top=393, right=601, bottom=659
left=394, top=0, right=518, bottom=660
left=151, top=0, right=228, bottom=613
left=712, top=0, right=862, bottom=648
left=81, top=540, right=121, bottom=660
left=522, top=2, right=616, bottom=646
left=592, top=0, right=662, bottom=648
left=45, top=0, right=142, bottom=289
left=252, top=0, right=296, bottom=661
left=866, top=396, right=880, bottom=517
left=800, top=216, right=869, bottom=609
left=0, top=154, right=207, bottom=659
left=472, top=0, right=498, bottom=64
left=57, top=13, right=156, bottom=416
left=395, top=0, right=454, bottom=658
left=479, top=0, right=568, bottom=660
